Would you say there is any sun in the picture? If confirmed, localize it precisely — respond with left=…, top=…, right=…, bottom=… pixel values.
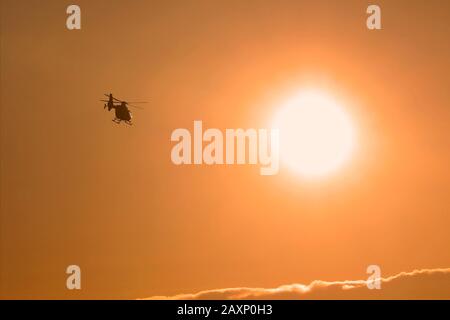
left=272, top=89, right=356, bottom=178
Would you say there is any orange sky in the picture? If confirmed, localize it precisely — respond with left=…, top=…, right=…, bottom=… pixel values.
left=1, top=0, right=450, bottom=299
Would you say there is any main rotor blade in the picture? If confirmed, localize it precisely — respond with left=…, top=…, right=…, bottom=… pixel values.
left=128, top=104, right=144, bottom=109
left=103, top=94, right=147, bottom=104
left=104, top=93, right=124, bottom=102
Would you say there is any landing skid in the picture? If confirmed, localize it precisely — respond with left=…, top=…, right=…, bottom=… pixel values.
left=112, top=118, right=133, bottom=125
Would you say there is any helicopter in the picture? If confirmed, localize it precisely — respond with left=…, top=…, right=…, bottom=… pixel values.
left=100, top=93, right=146, bottom=125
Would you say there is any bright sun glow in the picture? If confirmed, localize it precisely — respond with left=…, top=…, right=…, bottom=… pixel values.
left=272, top=89, right=356, bottom=178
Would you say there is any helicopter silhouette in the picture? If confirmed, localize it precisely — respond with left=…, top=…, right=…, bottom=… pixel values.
left=100, top=93, right=146, bottom=125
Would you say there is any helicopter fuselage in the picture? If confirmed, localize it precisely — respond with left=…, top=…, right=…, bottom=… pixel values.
left=114, top=103, right=132, bottom=121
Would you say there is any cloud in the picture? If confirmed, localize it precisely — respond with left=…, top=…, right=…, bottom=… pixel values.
left=144, top=268, right=450, bottom=300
